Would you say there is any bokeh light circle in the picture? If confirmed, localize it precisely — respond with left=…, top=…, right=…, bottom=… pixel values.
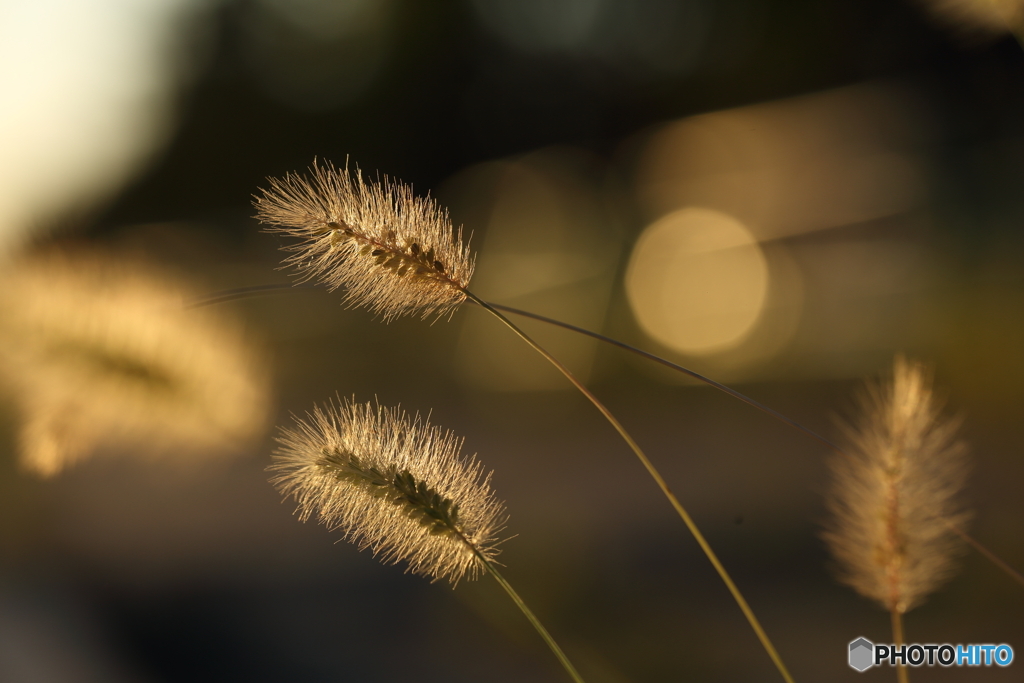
left=626, top=207, right=769, bottom=354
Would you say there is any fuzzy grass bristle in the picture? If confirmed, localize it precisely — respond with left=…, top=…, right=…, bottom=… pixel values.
left=270, top=398, right=506, bottom=584
left=254, top=160, right=474, bottom=321
left=824, top=356, right=971, bottom=614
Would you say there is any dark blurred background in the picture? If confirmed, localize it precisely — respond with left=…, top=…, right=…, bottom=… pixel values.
left=1, top=0, right=1023, bottom=681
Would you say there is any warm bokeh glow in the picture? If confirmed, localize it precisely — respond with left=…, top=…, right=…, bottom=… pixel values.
left=442, top=149, right=621, bottom=391
left=626, top=208, right=768, bottom=355
left=630, top=83, right=940, bottom=377
left=0, top=0, right=201, bottom=257
left=921, top=0, right=1024, bottom=38
left=635, top=84, right=926, bottom=241
left=0, top=250, right=271, bottom=476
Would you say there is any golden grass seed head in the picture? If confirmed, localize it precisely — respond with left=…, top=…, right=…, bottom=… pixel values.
left=254, top=160, right=475, bottom=322
left=919, top=0, right=1024, bottom=38
left=823, top=356, right=971, bottom=613
left=270, top=398, right=506, bottom=584
left=0, top=250, right=272, bottom=476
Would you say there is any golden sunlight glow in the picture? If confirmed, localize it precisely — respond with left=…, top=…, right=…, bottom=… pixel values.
left=443, top=149, right=620, bottom=391
left=634, top=84, right=925, bottom=242
left=626, top=208, right=768, bottom=355
left=0, top=0, right=198, bottom=257
left=628, top=83, right=933, bottom=376
left=922, top=0, right=1024, bottom=38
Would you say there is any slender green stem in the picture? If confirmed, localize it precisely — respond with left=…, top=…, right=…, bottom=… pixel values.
left=463, top=289, right=795, bottom=683
left=480, top=556, right=586, bottom=683
left=891, top=610, right=908, bottom=683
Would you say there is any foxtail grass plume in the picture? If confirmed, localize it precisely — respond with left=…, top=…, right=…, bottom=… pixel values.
left=271, top=398, right=506, bottom=583
left=255, top=161, right=474, bottom=321
left=0, top=250, right=271, bottom=476
left=824, top=356, right=971, bottom=614
left=254, top=161, right=790, bottom=682
left=919, top=0, right=1024, bottom=38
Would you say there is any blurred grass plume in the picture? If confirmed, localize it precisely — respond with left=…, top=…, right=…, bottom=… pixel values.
left=824, top=356, right=971, bottom=615
left=921, top=0, right=1024, bottom=38
left=0, top=249, right=271, bottom=476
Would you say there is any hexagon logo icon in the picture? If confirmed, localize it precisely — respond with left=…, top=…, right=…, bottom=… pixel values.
left=849, top=637, right=874, bottom=671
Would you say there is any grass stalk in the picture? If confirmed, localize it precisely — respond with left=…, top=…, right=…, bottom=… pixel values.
left=463, top=289, right=795, bottom=683
left=890, top=610, right=908, bottom=683
left=275, top=398, right=586, bottom=681
left=482, top=300, right=1024, bottom=598
left=482, top=300, right=841, bottom=453
left=945, top=521, right=1024, bottom=589
left=479, top=555, right=587, bottom=683
left=189, top=284, right=1023, bottom=598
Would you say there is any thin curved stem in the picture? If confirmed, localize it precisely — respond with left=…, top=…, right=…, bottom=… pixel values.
left=891, top=610, right=908, bottom=683
left=480, top=557, right=586, bottom=683
left=192, top=283, right=1024, bottom=597
left=463, top=289, right=795, bottom=683
left=945, top=522, right=1024, bottom=589
left=480, top=300, right=844, bottom=457
left=478, top=300, right=1024, bottom=595
left=186, top=282, right=317, bottom=308
left=195, top=285, right=838, bottom=458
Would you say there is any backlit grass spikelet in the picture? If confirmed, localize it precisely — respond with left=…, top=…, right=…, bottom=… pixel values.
left=254, top=161, right=474, bottom=321
left=270, top=398, right=505, bottom=583
left=824, top=356, right=971, bottom=614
